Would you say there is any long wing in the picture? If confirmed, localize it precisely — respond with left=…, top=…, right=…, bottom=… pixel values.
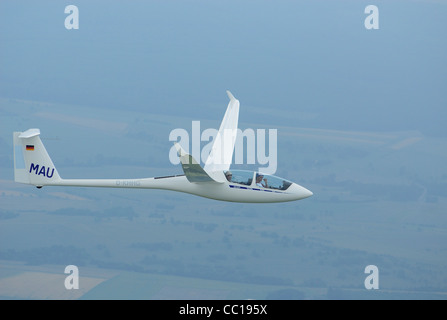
left=203, top=90, right=240, bottom=173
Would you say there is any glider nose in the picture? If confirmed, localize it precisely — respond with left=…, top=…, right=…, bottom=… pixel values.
left=291, top=183, right=313, bottom=200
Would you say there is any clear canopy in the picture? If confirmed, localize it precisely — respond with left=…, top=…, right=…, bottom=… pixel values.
left=224, top=170, right=292, bottom=191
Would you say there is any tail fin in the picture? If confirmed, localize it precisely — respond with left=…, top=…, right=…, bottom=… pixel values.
left=13, top=129, right=61, bottom=187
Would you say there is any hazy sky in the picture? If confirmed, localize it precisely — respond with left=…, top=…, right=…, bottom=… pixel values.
left=1, top=0, right=446, bottom=136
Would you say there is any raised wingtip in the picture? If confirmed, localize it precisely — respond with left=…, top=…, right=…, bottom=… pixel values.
left=226, top=90, right=236, bottom=101
left=173, top=142, right=183, bottom=156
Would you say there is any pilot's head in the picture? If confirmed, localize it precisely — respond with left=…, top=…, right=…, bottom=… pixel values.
left=256, top=174, right=263, bottom=182
left=225, top=171, right=232, bottom=181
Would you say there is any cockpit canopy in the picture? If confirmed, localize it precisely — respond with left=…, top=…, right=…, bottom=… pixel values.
left=224, top=170, right=293, bottom=191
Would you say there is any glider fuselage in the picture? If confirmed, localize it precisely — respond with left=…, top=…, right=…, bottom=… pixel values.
left=48, top=172, right=311, bottom=203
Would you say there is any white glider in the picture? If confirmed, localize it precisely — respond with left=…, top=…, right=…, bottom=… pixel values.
left=13, top=91, right=312, bottom=203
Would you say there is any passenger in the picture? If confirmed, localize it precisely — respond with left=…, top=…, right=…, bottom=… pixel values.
left=256, top=174, right=268, bottom=188
left=225, top=171, right=232, bottom=182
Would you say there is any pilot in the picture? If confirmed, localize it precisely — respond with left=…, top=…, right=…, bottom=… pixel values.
left=225, top=171, right=232, bottom=182
left=256, top=174, right=268, bottom=188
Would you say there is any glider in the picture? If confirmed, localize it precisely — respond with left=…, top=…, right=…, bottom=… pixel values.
left=13, top=91, right=312, bottom=203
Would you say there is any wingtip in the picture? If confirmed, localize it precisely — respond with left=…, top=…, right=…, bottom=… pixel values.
left=173, top=142, right=183, bottom=156
left=226, top=90, right=236, bottom=101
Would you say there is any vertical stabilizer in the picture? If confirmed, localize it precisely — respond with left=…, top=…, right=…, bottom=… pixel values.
left=13, top=129, right=61, bottom=187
